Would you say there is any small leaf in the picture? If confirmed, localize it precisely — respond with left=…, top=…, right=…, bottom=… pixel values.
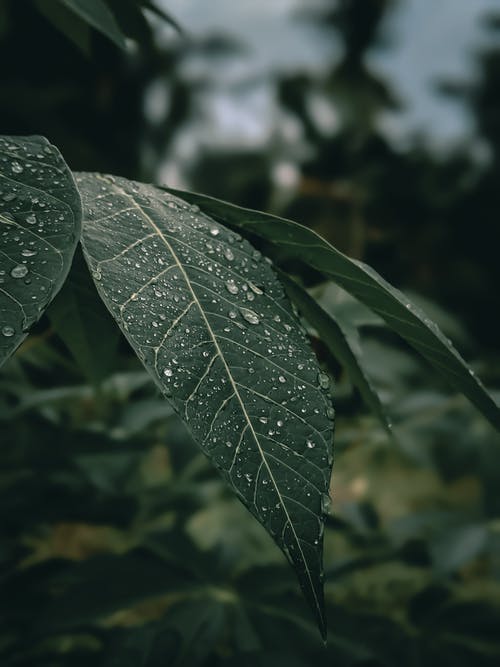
left=0, top=135, right=81, bottom=368
left=58, top=0, right=127, bottom=50
left=164, top=189, right=500, bottom=432
left=77, top=172, right=334, bottom=638
left=280, top=274, right=392, bottom=435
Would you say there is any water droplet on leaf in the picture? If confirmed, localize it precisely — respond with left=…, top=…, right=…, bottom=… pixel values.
left=240, top=307, right=259, bottom=325
left=10, top=264, right=28, bottom=278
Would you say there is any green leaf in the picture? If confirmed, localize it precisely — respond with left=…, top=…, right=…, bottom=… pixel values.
left=280, top=274, right=392, bottom=435
left=34, top=0, right=92, bottom=56
left=164, top=189, right=500, bottom=432
left=0, top=135, right=81, bottom=368
left=58, top=0, right=127, bottom=50
left=47, top=248, right=120, bottom=384
left=76, top=172, right=334, bottom=639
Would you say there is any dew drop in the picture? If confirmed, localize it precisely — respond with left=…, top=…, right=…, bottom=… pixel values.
left=240, top=307, right=259, bottom=325
left=318, top=372, right=330, bottom=390
left=10, top=264, right=28, bottom=278
left=248, top=281, right=263, bottom=295
left=163, top=368, right=173, bottom=377
left=224, top=247, right=235, bottom=261
left=11, top=161, right=23, bottom=174
left=228, top=309, right=238, bottom=319
left=278, top=375, right=286, bottom=383
left=210, top=226, right=220, bottom=237
left=321, top=493, right=332, bottom=514
left=225, top=279, right=239, bottom=295
left=21, top=248, right=37, bottom=257
left=26, top=213, right=37, bottom=225
left=259, top=416, right=268, bottom=424
left=306, top=439, right=315, bottom=449
left=1, top=325, right=15, bottom=337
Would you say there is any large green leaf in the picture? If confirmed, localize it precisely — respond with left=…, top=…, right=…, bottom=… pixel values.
left=164, top=189, right=500, bottom=433
left=0, top=135, right=81, bottom=367
left=76, top=172, right=335, bottom=638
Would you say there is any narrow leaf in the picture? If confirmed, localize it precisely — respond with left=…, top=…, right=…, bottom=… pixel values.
left=0, top=135, right=81, bottom=367
left=76, top=172, right=334, bottom=638
left=59, top=0, right=127, bottom=50
left=164, top=189, right=500, bottom=432
left=280, top=274, right=392, bottom=435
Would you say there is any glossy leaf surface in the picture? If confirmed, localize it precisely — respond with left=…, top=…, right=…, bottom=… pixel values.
left=77, top=172, right=335, bottom=637
left=0, top=135, right=81, bottom=367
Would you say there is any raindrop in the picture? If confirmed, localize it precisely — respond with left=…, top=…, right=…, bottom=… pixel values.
left=21, top=248, right=37, bottom=257
left=224, top=247, right=235, bottom=261
left=92, top=270, right=102, bottom=281
left=10, top=264, right=28, bottom=278
left=318, top=372, right=330, bottom=390
left=306, top=439, right=315, bottom=449
left=26, top=214, right=37, bottom=225
left=225, top=279, right=239, bottom=295
left=228, top=309, right=238, bottom=319
left=244, top=473, right=253, bottom=483
left=163, top=368, right=173, bottom=377
left=210, top=226, right=220, bottom=237
left=259, top=416, right=268, bottom=424
left=1, top=325, right=15, bottom=337
left=248, top=281, right=263, bottom=295
left=240, top=307, right=259, bottom=325
left=11, top=161, right=23, bottom=174
left=321, top=493, right=331, bottom=514
left=278, top=375, right=286, bottom=383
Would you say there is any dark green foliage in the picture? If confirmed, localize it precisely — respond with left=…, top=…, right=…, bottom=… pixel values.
left=1, top=0, right=500, bottom=665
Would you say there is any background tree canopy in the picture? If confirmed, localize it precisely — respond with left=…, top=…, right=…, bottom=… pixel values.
left=1, top=1, right=500, bottom=665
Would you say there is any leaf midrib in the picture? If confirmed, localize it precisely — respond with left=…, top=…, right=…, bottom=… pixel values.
left=92, top=175, right=323, bottom=626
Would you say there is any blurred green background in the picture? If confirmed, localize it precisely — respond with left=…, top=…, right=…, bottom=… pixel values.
left=1, top=1, right=500, bottom=665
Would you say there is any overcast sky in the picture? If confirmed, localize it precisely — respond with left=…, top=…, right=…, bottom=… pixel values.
left=160, top=0, right=500, bottom=151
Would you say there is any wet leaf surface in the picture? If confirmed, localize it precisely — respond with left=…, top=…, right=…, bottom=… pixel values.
left=0, top=135, right=81, bottom=367
left=76, top=172, right=335, bottom=637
